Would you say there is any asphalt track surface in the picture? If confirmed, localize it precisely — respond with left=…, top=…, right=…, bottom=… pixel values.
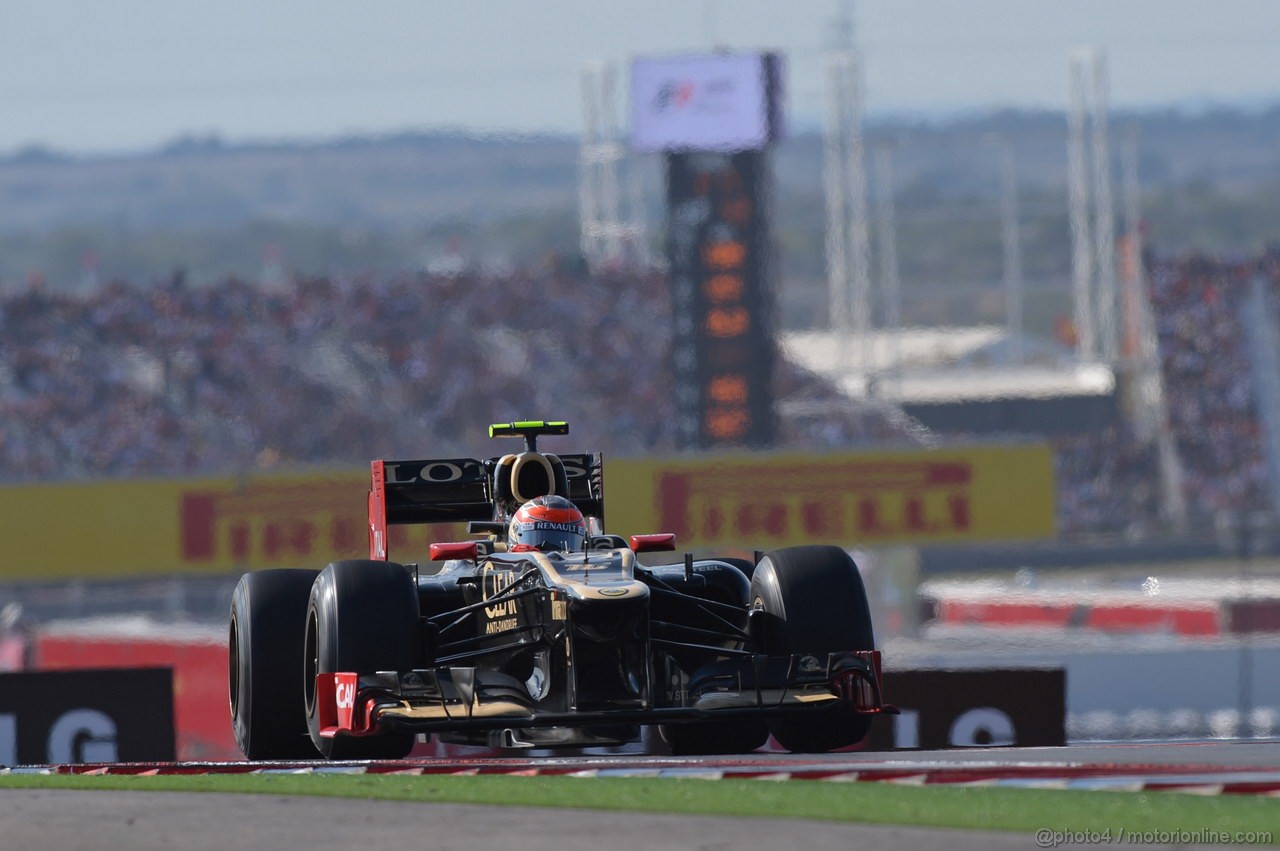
left=6, top=742, right=1278, bottom=851
left=1, top=790, right=1045, bottom=851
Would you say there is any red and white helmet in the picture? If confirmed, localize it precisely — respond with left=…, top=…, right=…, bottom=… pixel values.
left=508, top=495, right=587, bottom=552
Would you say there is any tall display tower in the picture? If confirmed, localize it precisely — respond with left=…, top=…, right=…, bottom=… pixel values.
left=631, top=53, right=785, bottom=450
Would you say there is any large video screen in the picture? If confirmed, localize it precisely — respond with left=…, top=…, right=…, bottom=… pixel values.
left=631, top=53, right=783, bottom=153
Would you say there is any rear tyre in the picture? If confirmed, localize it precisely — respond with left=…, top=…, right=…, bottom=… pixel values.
left=229, top=568, right=321, bottom=760
left=304, top=560, right=420, bottom=760
left=750, top=545, right=875, bottom=753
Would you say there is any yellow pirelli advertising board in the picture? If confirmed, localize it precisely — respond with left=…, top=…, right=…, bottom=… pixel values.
left=606, top=443, right=1056, bottom=552
left=0, top=471, right=459, bottom=580
left=0, top=443, right=1054, bottom=580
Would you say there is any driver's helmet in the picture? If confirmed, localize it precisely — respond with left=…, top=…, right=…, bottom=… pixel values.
left=508, top=495, right=587, bottom=552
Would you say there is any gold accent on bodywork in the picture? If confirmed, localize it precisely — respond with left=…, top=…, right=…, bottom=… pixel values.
left=525, top=549, right=648, bottom=601
left=692, top=689, right=839, bottom=711
left=509, top=452, right=558, bottom=502
left=379, top=698, right=534, bottom=722
left=481, top=560, right=521, bottom=619
left=569, top=582, right=647, bottom=601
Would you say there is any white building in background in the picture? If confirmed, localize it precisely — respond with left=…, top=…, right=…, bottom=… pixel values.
left=781, top=326, right=1113, bottom=406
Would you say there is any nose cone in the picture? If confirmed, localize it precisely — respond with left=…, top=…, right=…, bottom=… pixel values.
left=569, top=586, right=648, bottom=642
left=565, top=580, right=649, bottom=602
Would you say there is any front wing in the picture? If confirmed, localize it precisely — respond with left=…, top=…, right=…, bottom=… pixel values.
left=315, top=650, right=894, bottom=740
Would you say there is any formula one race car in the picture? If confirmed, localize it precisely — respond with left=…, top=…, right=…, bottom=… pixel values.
left=229, top=421, right=893, bottom=760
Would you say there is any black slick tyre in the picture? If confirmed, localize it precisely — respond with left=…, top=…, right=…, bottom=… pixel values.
left=229, top=568, right=322, bottom=760
left=304, top=560, right=421, bottom=760
left=659, top=658, right=769, bottom=755
left=750, top=545, right=875, bottom=753
left=660, top=719, right=769, bottom=755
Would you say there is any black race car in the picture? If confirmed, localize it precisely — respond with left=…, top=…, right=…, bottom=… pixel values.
left=229, top=421, right=893, bottom=759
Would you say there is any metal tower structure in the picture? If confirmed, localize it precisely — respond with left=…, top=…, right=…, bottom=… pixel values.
left=1066, top=51, right=1096, bottom=360
left=1066, top=47, right=1119, bottom=362
left=1121, top=128, right=1187, bottom=529
left=824, top=54, right=854, bottom=370
left=1240, top=277, right=1280, bottom=523
left=988, top=135, right=1024, bottom=364
left=579, top=62, right=647, bottom=271
left=873, top=141, right=902, bottom=394
left=1089, top=50, right=1119, bottom=362
left=823, top=51, right=874, bottom=394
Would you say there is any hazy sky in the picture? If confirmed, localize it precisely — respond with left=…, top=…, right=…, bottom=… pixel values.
left=3, top=0, right=1280, bottom=154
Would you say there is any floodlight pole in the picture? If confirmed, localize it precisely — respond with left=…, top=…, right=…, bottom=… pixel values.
left=847, top=54, right=874, bottom=396
left=1089, top=49, right=1119, bottom=363
left=824, top=54, right=854, bottom=376
left=580, top=62, right=645, bottom=271
left=1121, top=126, right=1188, bottom=530
left=1067, top=50, right=1096, bottom=361
left=989, top=135, right=1024, bottom=365
left=873, top=142, right=902, bottom=395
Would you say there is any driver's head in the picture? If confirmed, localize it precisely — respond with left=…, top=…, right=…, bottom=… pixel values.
left=508, top=495, right=587, bottom=552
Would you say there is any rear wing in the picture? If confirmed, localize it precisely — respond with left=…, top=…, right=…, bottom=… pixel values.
left=369, top=452, right=604, bottom=560
left=557, top=453, right=604, bottom=519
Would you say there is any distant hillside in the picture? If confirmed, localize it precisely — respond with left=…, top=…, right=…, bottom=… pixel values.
left=4, top=104, right=1280, bottom=331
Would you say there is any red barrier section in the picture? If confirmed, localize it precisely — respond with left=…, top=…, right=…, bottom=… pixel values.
left=1086, top=604, right=1219, bottom=636
left=30, top=631, right=493, bottom=761
left=935, top=599, right=1222, bottom=636
left=35, top=634, right=236, bottom=761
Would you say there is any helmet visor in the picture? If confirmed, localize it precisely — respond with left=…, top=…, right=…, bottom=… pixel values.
left=513, top=519, right=586, bottom=552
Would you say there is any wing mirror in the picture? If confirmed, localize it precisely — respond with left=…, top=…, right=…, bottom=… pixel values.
left=629, top=533, right=676, bottom=553
left=467, top=520, right=507, bottom=535
left=429, top=541, right=479, bottom=561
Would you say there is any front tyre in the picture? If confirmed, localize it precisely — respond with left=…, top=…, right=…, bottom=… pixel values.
left=660, top=720, right=769, bottom=755
left=229, top=568, right=321, bottom=760
left=750, top=545, right=875, bottom=753
left=304, top=560, right=420, bottom=760
left=659, top=659, right=769, bottom=755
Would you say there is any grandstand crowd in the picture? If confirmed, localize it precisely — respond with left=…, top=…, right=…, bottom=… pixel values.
left=1149, top=253, right=1272, bottom=520
left=0, top=249, right=1276, bottom=537
left=1048, top=250, right=1276, bottom=536
left=0, top=263, right=909, bottom=481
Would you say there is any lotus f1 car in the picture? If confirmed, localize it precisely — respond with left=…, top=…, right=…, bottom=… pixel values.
left=230, top=421, right=893, bottom=759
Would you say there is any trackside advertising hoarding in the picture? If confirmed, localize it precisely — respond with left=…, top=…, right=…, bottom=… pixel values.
left=0, top=668, right=175, bottom=763
left=866, top=668, right=1066, bottom=749
left=0, top=470, right=453, bottom=579
left=0, top=443, right=1054, bottom=579
left=608, top=444, right=1056, bottom=551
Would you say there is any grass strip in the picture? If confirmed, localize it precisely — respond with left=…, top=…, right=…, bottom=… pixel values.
left=1, top=772, right=1277, bottom=839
